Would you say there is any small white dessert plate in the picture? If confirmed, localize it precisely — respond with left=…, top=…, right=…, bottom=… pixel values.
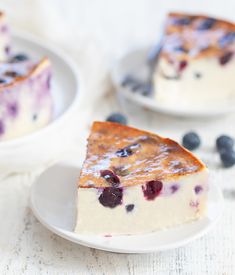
left=0, top=31, right=80, bottom=174
left=30, top=164, right=224, bottom=254
left=111, top=46, right=235, bottom=118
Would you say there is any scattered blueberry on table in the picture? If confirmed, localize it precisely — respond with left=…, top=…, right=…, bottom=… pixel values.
left=106, top=112, right=128, bottom=125
left=182, top=132, right=201, bottom=151
left=216, top=135, right=234, bottom=152
left=220, top=150, right=235, bottom=168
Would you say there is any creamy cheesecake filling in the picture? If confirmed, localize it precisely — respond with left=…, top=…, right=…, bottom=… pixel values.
left=75, top=169, right=208, bottom=235
left=0, top=59, right=52, bottom=141
left=154, top=56, right=235, bottom=108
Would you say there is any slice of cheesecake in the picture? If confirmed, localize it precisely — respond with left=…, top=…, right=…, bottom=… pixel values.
left=0, top=11, right=10, bottom=60
left=0, top=57, right=52, bottom=141
left=154, top=13, right=235, bottom=109
left=75, top=122, right=208, bottom=236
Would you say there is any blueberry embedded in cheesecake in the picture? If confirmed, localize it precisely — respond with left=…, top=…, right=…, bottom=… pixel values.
left=154, top=13, right=235, bottom=108
left=0, top=57, right=52, bottom=141
left=0, top=11, right=10, bottom=60
left=75, top=122, right=208, bottom=235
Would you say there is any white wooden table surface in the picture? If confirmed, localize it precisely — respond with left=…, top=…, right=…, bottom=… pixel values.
left=0, top=0, right=235, bottom=274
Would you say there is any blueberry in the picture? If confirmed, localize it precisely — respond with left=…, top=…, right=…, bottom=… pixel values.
left=220, top=150, right=235, bottom=168
left=219, top=32, right=235, bottom=48
left=0, top=120, right=5, bottom=135
left=4, top=71, right=21, bottom=78
left=194, top=185, right=203, bottom=194
left=216, top=135, right=234, bottom=152
left=10, top=53, right=29, bottom=63
left=0, top=78, right=6, bottom=84
left=219, top=52, right=233, bottom=65
left=194, top=72, right=202, bottom=79
left=142, top=180, right=163, bottom=200
left=106, top=112, right=127, bottom=125
left=174, top=17, right=191, bottom=26
left=198, top=18, right=216, bottom=30
left=182, top=132, right=201, bottom=151
left=98, top=187, right=123, bottom=208
left=174, top=46, right=188, bottom=53
left=178, top=60, right=188, bottom=72
left=100, top=170, right=120, bottom=187
left=121, top=75, right=137, bottom=87
left=125, top=204, right=135, bottom=212
left=116, top=143, right=140, bottom=157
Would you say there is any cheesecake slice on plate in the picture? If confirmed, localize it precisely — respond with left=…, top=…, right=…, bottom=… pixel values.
left=154, top=13, right=235, bottom=109
left=0, top=57, right=52, bottom=141
left=0, top=11, right=10, bottom=60
left=75, top=122, right=208, bottom=236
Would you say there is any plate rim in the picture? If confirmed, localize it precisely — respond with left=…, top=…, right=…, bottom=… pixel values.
left=30, top=163, right=224, bottom=254
left=111, top=45, right=235, bottom=118
left=0, top=30, right=80, bottom=148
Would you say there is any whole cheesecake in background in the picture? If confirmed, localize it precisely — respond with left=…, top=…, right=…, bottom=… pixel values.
left=154, top=13, right=235, bottom=109
left=0, top=57, right=52, bottom=141
left=75, top=122, right=208, bottom=236
left=0, top=11, right=10, bottom=60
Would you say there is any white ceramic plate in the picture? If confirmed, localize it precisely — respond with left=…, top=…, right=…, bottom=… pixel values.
left=30, top=163, right=224, bottom=254
left=111, top=46, right=235, bottom=118
left=0, top=31, right=80, bottom=174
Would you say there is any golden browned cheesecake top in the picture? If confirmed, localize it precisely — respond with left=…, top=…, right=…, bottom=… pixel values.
left=79, top=122, right=206, bottom=188
left=161, top=12, right=235, bottom=61
left=0, top=58, right=50, bottom=90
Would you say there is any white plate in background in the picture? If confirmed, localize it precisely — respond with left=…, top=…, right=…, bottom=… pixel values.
left=30, top=164, right=224, bottom=254
left=111, top=46, right=235, bottom=118
left=0, top=31, right=80, bottom=174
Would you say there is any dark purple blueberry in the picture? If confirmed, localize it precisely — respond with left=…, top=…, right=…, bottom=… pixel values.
left=47, top=75, right=51, bottom=89
left=106, top=112, right=127, bottom=125
left=116, top=143, right=140, bottom=157
left=10, top=53, right=29, bottom=63
left=125, top=204, right=135, bottom=212
left=216, top=135, right=234, bottom=152
left=32, top=114, right=38, bottom=121
left=100, top=170, right=120, bottom=187
left=182, top=132, right=201, bottom=151
left=195, top=185, right=203, bottom=194
left=170, top=184, right=179, bottom=194
left=4, top=71, right=21, bottom=78
left=219, top=32, right=235, bottom=48
left=98, top=187, right=123, bottom=208
left=112, top=166, right=129, bottom=177
left=173, top=17, right=191, bottom=26
left=198, top=18, right=216, bottom=30
left=8, top=102, right=18, bottom=117
left=174, top=46, right=188, bottom=53
left=5, top=46, right=10, bottom=54
left=142, top=180, right=163, bottom=200
left=121, top=75, right=138, bottom=87
left=0, top=120, right=5, bottom=135
left=220, top=150, right=235, bottom=168
left=0, top=78, right=6, bottom=84
left=219, top=52, right=233, bottom=65
left=194, top=72, right=202, bottom=79
left=178, top=60, right=188, bottom=72
left=141, top=83, right=153, bottom=96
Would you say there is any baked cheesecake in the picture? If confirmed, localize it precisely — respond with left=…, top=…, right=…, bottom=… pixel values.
left=75, top=122, right=208, bottom=235
left=0, top=12, right=10, bottom=60
left=154, top=13, right=235, bottom=109
left=0, top=57, right=52, bottom=141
